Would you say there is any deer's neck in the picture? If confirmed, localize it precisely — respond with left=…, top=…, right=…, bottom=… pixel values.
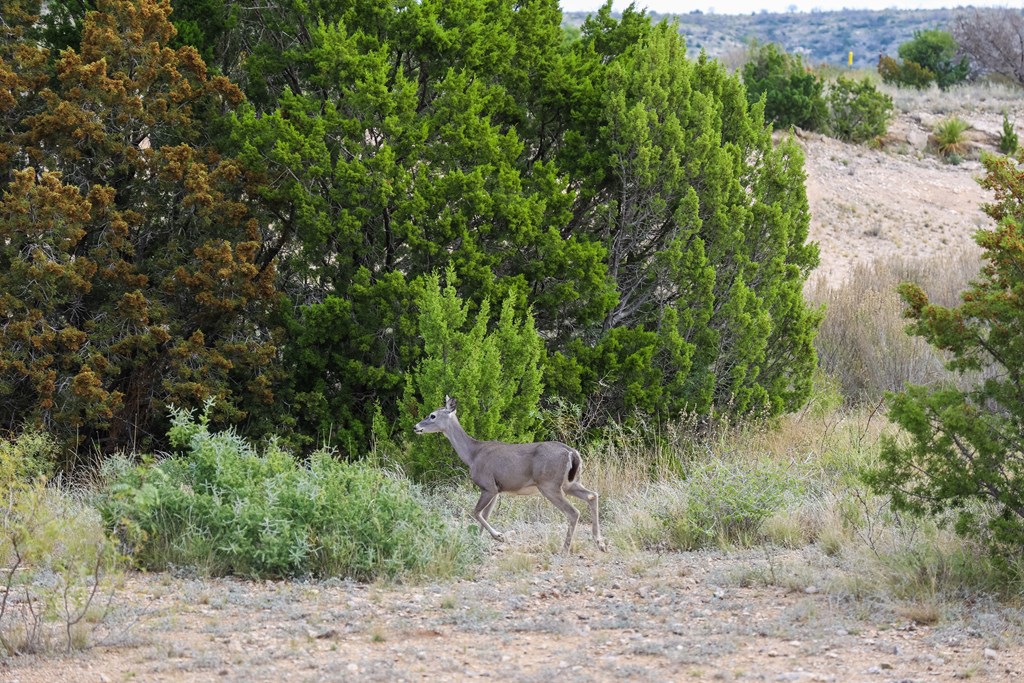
left=442, top=418, right=480, bottom=468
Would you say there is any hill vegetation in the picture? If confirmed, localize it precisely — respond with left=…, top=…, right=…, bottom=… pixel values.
left=565, top=7, right=968, bottom=69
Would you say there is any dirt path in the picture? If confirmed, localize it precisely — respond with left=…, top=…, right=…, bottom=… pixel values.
left=5, top=546, right=1023, bottom=682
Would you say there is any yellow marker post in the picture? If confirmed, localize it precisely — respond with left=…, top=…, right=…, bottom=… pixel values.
left=848, top=51, right=854, bottom=66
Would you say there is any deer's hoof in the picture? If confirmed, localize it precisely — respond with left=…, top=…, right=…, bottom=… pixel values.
left=597, top=539, right=608, bottom=552
left=493, top=532, right=506, bottom=542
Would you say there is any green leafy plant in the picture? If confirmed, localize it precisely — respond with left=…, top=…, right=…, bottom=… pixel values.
left=866, top=154, right=1024, bottom=562
left=898, top=29, right=969, bottom=91
left=999, top=113, right=1019, bottom=155
left=97, top=404, right=479, bottom=580
left=827, top=76, right=894, bottom=144
left=877, top=54, right=936, bottom=90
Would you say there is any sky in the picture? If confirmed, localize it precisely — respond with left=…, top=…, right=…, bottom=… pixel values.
left=559, top=1, right=1017, bottom=14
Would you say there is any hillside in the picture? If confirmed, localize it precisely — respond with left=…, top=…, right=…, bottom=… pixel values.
left=565, top=7, right=967, bottom=68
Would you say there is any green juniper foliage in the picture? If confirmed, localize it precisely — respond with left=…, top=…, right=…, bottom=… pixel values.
left=878, top=29, right=968, bottom=91
left=999, top=113, right=1019, bottom=156
left=827, top=77, right=894, bottom=144
left=742, top=41, right=828, bottom=132
left=867, top=154, right=1024, bottom=558
left=5, top=0, right=822, bottom=466
left=400, top=267, right=544, bottom=483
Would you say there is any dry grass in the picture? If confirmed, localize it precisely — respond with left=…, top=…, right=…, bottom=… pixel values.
left=807, top=249, right=982, bottom=402
left=882, top=79, right=1024, bottom=116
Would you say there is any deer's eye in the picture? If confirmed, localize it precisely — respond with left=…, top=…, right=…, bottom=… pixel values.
left=429, top=413, right=436, bottom=420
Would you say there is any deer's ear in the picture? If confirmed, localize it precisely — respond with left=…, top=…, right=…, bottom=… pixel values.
left=446, top=395, right=457, bottom=412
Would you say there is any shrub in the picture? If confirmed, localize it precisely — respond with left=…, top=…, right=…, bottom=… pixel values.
left=399, top=267, right=544, bottom=483
left=663, top=457, right=805, bottom=550
left=931, top=116, right=970, bottom=160
left=897, top=29, right=969, bottom=90
left=866, top=154, right=1024, bottom=561
left=97, top=405, right=479, bottom=580
left=827, top=76, right=894, bottom=144
left=877, top=54, right=936, bottom=90
left=742, top=42, right=828, bottom=131
left=1, top=432, right=120, bottom=655
left=999, top=113, right=1019, bottom=155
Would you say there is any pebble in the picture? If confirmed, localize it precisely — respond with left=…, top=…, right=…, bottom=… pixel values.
left=984, top=648, right=998, bottom=660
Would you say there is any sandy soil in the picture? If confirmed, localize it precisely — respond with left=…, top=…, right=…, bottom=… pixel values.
left=5, top=546, right=1024, bottom=683
left=5, top=110, right=1024, bottom=683
left=802, top=109, right=1016, bottom=286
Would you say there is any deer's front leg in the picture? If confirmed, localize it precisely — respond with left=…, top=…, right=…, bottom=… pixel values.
left=473, top=489, right=505, bottom=541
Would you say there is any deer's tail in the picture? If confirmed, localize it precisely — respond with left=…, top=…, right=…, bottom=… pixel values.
left=567, top=447, right=582, bottom=483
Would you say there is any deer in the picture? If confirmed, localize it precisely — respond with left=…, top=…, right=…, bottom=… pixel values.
left=413, top=396, right=606, bottom=553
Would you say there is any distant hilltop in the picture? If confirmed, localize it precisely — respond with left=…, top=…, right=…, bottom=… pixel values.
left=564, top=8, right=966, bottom=69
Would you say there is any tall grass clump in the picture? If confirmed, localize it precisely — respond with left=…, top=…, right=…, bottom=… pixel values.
left=1, top=432, right=120, bottom=655
left=97, top=404, right=479, bottom=581
left=808, top=251, right=981, bottom=403
left=931, top=116, right=970, bottom=162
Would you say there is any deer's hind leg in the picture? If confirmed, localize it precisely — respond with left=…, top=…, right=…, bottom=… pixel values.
left=566, top=480, right=606, bottom=551
left=473, top=489, right=505, bottom=541
left=537, top=484, right=581, bottom=553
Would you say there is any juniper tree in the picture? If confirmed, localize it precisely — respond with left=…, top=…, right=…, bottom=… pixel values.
left=0, top=0, right=279, bottom=465
left=867, top=154, right=1024, bottom=555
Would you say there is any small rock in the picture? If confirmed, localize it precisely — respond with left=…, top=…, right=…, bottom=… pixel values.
left=865, top=666, right=882, bottom=674
left=984, top=648, right=998, bottom=660
left=347, top=663, right=359, bottom=673
left=775, top=672, right=810, bottom=682
left=99, top=675, right=112, bottom=683
left=835, top=629, right=848, bottom=637
left=804, top=585, right=819, bottom=594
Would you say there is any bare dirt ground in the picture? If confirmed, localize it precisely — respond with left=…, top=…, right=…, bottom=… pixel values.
left=6, top=544, right=1024, bottom=683
left=6, top=109, right=1024, bottom=683
left=803, top=108, right=1020, bottom=286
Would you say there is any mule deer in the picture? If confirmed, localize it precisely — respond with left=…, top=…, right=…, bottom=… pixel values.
left=413, top=396, right=605, bottom=553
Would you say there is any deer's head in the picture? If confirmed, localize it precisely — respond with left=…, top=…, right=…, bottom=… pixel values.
left=413, top=395, right=457, bottom=435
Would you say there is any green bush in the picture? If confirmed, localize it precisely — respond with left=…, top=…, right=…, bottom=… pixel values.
left=878, top=54, right=936, bottom=90
left=399, top=266, right=544, bottom=483
left=664, top=457, right=805, bottom=550
left=898, top=29, right=968, bottom=91
left=97, top=405, right=479, bottom=580
left=999, top=113, right=1019, bottom=155
left=827, top=76, right=894, bottom=144
left=743, top=42, right=828, bottom=131
left=866, top=154, right=1024, bottom=562
left=1, top=432, right=120, bottom=655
